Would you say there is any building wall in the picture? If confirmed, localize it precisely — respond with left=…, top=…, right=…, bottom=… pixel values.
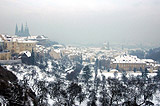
left=6, top=41, right=19, bottom=53
left=18, top=42, right=36, bottom=53
left=5, top=41, right=36, bottom=54
left=0, top=42, right=4, bottom=51
left=0, top=35, right=36, bottom=60
left=111, top=63, right=146, bottom=71
left=0, top=35, right=6, bottom=41
left=49, top=49, right=61, bottom=60
left=0, top=52, right=11, bottom=60
left=0, top=59, right=21, bottom=65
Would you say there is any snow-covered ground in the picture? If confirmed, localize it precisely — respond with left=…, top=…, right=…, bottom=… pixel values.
left=3, top=63, right=160, bottom=106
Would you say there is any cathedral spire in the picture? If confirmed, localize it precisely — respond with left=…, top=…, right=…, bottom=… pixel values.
left=16, top=23, right=30, bottom=37
left=25, top=23, right=27, bottom=31
left=24, top=22, right=30, bottom=36
left=15, top=24, right=18, bottom=35
left=21, top=24, right=24, bottom=33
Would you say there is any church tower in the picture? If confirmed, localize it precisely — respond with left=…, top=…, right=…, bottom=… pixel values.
left=21, top=24, right=24, bottom=34
left=15, top=24, right=18, bottom=35
left=15, top=23, right=30, bottom=36
left=24, top=23, right=30, bottom=36
left=107, top=42, right=110, bottom=50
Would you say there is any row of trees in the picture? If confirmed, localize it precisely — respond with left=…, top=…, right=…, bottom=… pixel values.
left=24, top=63, right=160, bottom=106
left=129, top=47, right=160, bottom=63
left=8, top=54, right=160, bottom=106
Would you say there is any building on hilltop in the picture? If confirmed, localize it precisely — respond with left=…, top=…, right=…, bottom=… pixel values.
left=0, top=50, right=11, bottom=60
left=111, top=54, right=156, bottom=72
left=0, top=34, right=37, bottom=55
left=15, top=23, right=30, bottom=37
left=103, top=42, right=110, bottom=50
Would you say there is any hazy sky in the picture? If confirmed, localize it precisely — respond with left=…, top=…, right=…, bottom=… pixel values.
left=0, top=0, right=160, bottom=45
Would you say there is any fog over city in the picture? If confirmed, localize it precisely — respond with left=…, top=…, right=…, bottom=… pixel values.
left=2, top=1, right=160, bottom=106
left=0, top=0, right=160, bottom=46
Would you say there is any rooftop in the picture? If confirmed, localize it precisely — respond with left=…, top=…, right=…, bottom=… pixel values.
left=112, top=54, right=145, bottom=64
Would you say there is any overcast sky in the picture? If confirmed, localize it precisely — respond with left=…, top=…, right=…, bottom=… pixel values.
left=0, top=0, right=160, bottom=46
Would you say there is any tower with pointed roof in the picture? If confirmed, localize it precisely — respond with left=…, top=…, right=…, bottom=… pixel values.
left=21, top=24, right=24, bottom=34
left=15, top=23, right=30, bottom=37
left=15, top=24, right=18, bottom=35
left=24, top=23, right=30, bottom=36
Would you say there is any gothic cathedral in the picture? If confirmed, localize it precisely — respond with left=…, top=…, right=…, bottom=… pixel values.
left=15, top=23, right=30, bottom=37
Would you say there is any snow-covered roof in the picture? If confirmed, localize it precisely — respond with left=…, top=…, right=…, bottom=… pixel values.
left=53, top=49, right=61, bottom=53
left=142, top=59, right=155, bottom=63
left=110, top=69, right=119, bottom=72
left=0, top=37, right=4, bottom=42
left=27, top=36, right=37, bottom=40
left=53, top=44, right=64, bottom=48
left=1, top=34, right=37, bottom=43
left=155, top=64, right=160, bottom=67
left=36, top=35, right=48, bottom=40
left=18, top=40, right=37, bottom=43
left=0, top=34, right=12, bottom=41
left=112, top=54, right=145, bottom=64
left=19, top=51, right=31, bottom=57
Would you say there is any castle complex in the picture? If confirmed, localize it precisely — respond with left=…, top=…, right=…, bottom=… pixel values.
left=15, top=23, right=30, bottom=37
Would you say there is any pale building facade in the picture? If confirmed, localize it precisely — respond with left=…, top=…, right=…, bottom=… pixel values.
left=0, top=51, right=11, bottom=60
left=111, top=54, right=153, bottom=71
left=0, top=34, right=36, bottom=60
left=49, top=49, right=61, bottom=60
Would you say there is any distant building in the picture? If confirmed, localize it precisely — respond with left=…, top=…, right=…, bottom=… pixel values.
left=36, top=35, right=48, bottom=41
left=111, top=54, right=148, bottom=71
left=0, top=50, right=11, bottom=60
left=15, top=23, right=30, bottom=37
left=0, top=37, right=4, bottom=51
left=103, top=42, right=110, bottom=50
left=0, top=34, right=37, bottom=55
left=49, top=49, right=61, bottom=60
left=18, top=51, right=32, bottom=64
left=107, top=42, right=110, bottom=50
left=27, top=35, right=51, bottom=46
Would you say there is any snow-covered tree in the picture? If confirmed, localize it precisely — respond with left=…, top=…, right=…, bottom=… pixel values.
left=81, top=65, right=92, bottom=86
